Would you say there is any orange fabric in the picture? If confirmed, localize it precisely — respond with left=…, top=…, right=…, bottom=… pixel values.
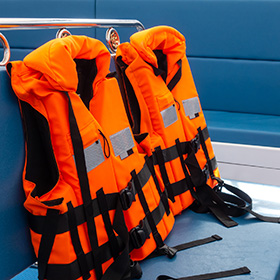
left=9, top=36, right=123, bottom=279
left=116, top=26, right=220, bottom=216
left=116, top=42, right=188, bottom=215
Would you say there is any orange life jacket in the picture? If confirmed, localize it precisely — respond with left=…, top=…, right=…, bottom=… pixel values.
left=7, top=35, right=174, bottom=280
left=116, top=26, right=280, bottom=229
left=115, top=26, right=220, bottom=217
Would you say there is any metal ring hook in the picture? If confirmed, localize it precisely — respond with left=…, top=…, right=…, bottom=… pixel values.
left=0, top=32, right=10, bottom=66
left=56, top=28, right=72, bottom=39
left=106, top=27, right=120, bottom=54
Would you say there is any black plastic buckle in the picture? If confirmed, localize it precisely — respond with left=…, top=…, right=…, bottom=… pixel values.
left=157, top=244, right=178, bottom=259
left=120, top=181, right=136, bottom=210
left=191, top=135, right=200, bottom=153
left=130, top=220, right=147, bottom=249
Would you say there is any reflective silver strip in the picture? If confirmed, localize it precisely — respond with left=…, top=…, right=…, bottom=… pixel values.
left=83, top=140, right=105, bottom=172
left=110, top=127, right=134, bottom=160
left=182, top=97, right=201, bottom=119
left=161, top=104, right=178, bottom=128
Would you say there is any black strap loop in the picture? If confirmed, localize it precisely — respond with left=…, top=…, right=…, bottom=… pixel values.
left=98, top=129, right=110, bottom=158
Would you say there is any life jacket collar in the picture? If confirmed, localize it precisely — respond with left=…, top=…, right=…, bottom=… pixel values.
left=15, top=36, right=111, bottom=95
left=129, top=25, right=186, bottom=72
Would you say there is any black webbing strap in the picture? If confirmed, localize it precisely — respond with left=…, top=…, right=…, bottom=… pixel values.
left=145, top=60, right=167, bottom=80
left=67, top=201, right=91, bottom=280
left=167, top=178, right=189, bottom=197
left=156, top=266, right=251, bottom=280
left=137, top=197, right=167, bottom=247
left=146, top=234, right=222, bottom=260
left=172, top=234, right=222, bottom=252
left=182, top=128, right=213, bottom=189
left=167, top=60, right=182, bottom=92
left=129, top=177, right=177, bottom=259
left=192, top=184, right=239, bottom=228
left=131, top=169, right=165, bottom=249
left=247, top=208, right=280, bottom=223
left=28, top=193, right=119, bottom=235
left=151, top=127, right=208, bottom=165
left=152, top=144, right=180, bottom=164
left=175, top=138, right=198, bottom=200
left=193, top=128, right=279, bottom=224
left=150, top=146, right=192, bottom=200
left=38, top=208, right=60, bottom=280
left=184, top=143, right=207, bottom=188
left=96, top=188, right=120, bottom=259
left=216, top=180, right=280, bottom=223
left=100, top=198, right=132, bottom=280
left=145, top=155, right=170, bottom=215
left=65, top=91, right=103, bottom=280
left=146, top=58, right=182, bottom=92
left=46, top=199, right=132, bottom=280
left=183, top=127, right=238, bottom=227
left=154, top=145, right=175, bottom=202
left=45, top=235, right=124, bottom=280
left=119, top=158, right=167, bottom=212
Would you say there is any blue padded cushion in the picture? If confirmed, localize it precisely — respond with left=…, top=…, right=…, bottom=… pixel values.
left=96, top=0, right=280, bottom=60
left=188, top=57, right=280, bottom=116
left=0, top=68, right=35, bottom=279
left=204, top=110, right=280, bottom=148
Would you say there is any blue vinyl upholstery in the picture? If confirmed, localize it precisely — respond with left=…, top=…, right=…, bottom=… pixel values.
left=96, top=0, right=280, bottom=61
left=0, top=68, right=36, bottom=280
left=188, top=57, right=280, bottom=147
